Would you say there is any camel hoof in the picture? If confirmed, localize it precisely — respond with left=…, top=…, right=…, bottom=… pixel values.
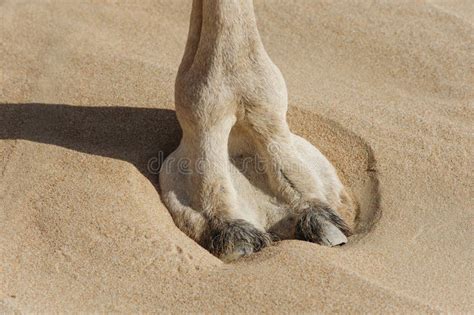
left=318, top=222, right=348, bottom=246
left=219, top=244, right=253, bottom=263
left=296, top=203, right=352, bottom=246
left=209, top=219, right=273, bottom=262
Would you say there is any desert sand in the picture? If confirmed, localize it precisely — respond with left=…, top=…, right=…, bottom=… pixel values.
left=0, top=0, right=473, bottom=313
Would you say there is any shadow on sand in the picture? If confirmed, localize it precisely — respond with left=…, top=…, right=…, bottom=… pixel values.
left=0, top=103, right=182, bottom=188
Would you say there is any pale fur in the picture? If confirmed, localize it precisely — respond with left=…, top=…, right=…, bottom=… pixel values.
left=159, top=0, right=353, bottom=261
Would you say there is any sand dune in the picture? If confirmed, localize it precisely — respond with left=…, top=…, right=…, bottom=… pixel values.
left=1, top=0, right=473, bottom=313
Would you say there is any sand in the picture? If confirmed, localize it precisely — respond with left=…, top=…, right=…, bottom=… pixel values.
left=0, top=0, right=473, bottom=313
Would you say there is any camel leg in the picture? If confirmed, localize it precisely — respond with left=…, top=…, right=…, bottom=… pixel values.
left=161, top=0, right=351, bottom=262
left=160, top=0, right=274, bottom=261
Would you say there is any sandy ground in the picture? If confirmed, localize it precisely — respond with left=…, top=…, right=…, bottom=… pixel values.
left=1, top=0, right=473, bottom=313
